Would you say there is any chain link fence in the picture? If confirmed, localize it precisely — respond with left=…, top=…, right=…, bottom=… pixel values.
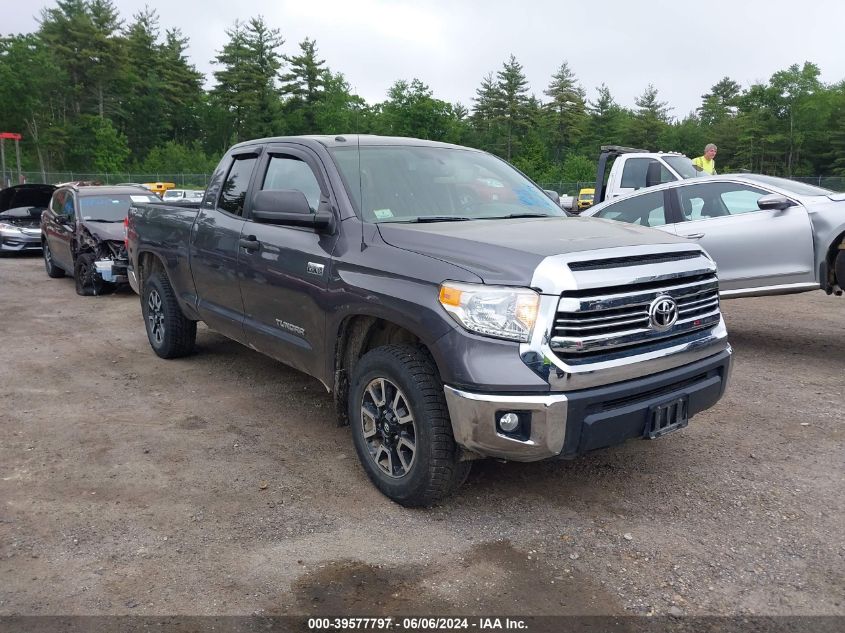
left=3, top=171, right=210, bottom=189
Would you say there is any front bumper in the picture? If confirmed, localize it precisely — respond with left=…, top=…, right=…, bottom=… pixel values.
left=444, top=347, right=732, bottom=461
left=1, top=231, right=41, bottom=252
left=94, top=258, right=129, bottom=284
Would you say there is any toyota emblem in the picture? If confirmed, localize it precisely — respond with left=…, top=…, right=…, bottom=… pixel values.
left=649, top=295, right=679, bottom=331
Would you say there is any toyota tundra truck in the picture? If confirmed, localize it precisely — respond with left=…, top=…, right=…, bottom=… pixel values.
left=127, top=135, right=732, bottom=506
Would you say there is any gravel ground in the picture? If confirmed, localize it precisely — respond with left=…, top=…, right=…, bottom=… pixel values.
left=0, top=253, right=843, bottom=617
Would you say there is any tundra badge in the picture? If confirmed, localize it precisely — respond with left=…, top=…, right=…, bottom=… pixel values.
left=276, top=320, right=306, bottom=337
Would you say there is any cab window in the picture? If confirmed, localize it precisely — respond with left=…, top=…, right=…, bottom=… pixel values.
left=620, top=158, right=674, bottom=189
left=261, top=155, right=323, bottom=212
left=217, top=156, right=257, bottom=216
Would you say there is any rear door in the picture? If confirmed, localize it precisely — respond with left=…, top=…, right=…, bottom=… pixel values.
left=591, top=189, right=677, bottom=234
left=238, top=144, right=339, bottom=379
left=189, top=150, right=259, bottom=342
left=667, top=181, right=815, bottom=291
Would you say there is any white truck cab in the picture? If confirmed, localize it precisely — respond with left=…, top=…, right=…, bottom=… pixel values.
left=595, top=145, right=702, bottom=204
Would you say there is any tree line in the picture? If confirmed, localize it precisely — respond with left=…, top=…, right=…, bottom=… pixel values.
left=2, top=0, right=844, bottom=187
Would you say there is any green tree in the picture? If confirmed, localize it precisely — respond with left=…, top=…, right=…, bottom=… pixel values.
left=627, top=84, right=672, bottom=149
left=543, top=61, right=587, bottom=160
left=585, top=83, right=623, bottom=156
left=280, top=38, right=327, bottom=133
left=495, top=55, right=530, bottom=161
left=210, top=16, right=284, bottom=144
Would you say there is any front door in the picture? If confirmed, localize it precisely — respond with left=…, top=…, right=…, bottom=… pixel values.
left=668, top=182, right=815, bottom=291
left=238, top=146, right=339, bottom=380
left=189, top=152, right=258, bottom=342
left=43, top=189, right=76, bottom=271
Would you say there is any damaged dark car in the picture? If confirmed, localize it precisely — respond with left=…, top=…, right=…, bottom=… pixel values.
left=40, top=185, right=159, bottom=295
left=0, top=184, right=56, bottom=253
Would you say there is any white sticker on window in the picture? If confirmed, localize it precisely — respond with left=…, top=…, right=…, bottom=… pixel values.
left=130, top=195, right=154, bottom=202
left=373, top=208, right=394, bottom=220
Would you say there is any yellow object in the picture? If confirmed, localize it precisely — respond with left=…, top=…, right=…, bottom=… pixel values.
left=577, top=188, right=595, bottom=211
left=439, top=285, right=463, bottom=307
left=143, top=182, right=177, bottom=195
left=692, top=156, right=716, bottom=175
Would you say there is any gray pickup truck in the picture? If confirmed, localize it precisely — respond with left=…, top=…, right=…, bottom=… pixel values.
left=127, top=135, right=732, bottom=506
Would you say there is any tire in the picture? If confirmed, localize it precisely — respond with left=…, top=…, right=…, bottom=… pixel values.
left=835, top=249, right=845, bottom=291
left=141, top=271, right=197, bottom=359
left=43, top=241, right=65, bottom=278
left=348, top=344, right=471, bottom=507
left=74, top=252, right=115, bottom=296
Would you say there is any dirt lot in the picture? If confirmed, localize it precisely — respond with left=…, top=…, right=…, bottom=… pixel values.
left=1, top=253, right=843, bottom=618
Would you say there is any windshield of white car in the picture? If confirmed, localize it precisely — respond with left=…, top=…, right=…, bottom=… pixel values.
left=80, top=194, right=157, bottom=221
left=738, top=174, right=832, bottom=196
left=663, top=156, right=701, bottom=179
left=330, top=145, right=565, bottom=223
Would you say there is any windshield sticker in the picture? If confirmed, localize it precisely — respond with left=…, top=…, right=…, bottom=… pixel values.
left=130, top=195, right=154, bottom=202
left=373, top=208, right=394, bottom=220
left=514, top=185, right=546, bottom=207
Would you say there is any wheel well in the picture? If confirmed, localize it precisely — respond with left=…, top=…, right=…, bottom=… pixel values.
left=826, top=231, right=845, bottom=293
left=332, top=316, right=425, bottom=426
left=137, top=251, right=165, bottom=293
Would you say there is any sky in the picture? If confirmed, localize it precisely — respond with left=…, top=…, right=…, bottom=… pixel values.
left=4, top=0, right=845, bottom=118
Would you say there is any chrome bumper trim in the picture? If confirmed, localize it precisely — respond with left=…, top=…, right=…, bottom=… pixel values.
left=443, top=386, right=568, bottom=461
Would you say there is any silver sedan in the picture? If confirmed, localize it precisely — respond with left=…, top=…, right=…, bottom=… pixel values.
left=581, top=174, right=845, bottom=298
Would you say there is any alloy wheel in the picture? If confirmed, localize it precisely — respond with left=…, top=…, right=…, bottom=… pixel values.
left=147, top=289, right=165, bottom=346
left=360, top=378, right=417, bottom=478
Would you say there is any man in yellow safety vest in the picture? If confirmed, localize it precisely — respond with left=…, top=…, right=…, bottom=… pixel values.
left=692, top=144, right=717, bottom=175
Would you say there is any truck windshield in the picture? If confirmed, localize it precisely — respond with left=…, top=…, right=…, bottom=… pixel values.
left=80, top=194, right=157, bottom=221
left=329, top=145, right=565, bottom=223
left=662, top=156, right=700, bottom=179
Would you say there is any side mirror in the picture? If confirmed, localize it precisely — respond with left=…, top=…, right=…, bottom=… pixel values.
left=252, top=189, right=334, bottom=232
left=757, top=194, right=795, bottom=211
left=543, top=189, right=560, bottom=205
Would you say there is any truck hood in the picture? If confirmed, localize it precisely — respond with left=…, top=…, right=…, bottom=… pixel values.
left=377, top=216, right=685, bottom=286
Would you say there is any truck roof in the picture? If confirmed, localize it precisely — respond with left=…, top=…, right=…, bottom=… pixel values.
left=229, top=134, right=478, bottom=152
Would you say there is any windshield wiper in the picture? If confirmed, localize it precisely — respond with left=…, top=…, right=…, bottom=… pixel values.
left=85, top=219, right=123, bottom=223
left=388, top=216, right=476, bottom=224
left=485, top=213, right=554, bottom=219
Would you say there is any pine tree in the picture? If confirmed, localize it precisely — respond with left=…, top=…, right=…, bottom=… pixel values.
left=495, top=55, right=530, bottom=161
left=280, top=38, right=326, bottom=133
left=543, top=61, right=587, bottom=160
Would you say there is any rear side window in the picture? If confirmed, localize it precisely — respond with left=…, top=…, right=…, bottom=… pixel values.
left=217, top=157, right=257, bottom=216
left=595, top=190, right=667, bottom=227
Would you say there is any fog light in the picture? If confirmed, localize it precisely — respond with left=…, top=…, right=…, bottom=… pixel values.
left=499, top=412, right=520, bottom=432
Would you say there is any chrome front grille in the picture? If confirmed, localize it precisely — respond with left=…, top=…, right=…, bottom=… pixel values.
left=551, top=273, right=721, bottom=358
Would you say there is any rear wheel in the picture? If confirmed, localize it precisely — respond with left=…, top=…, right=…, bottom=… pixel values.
left=43, top=241, right=65, bottom=278
left=74, top=252, right=115, bottom=296
left=349, top=344, right=471, bottom=507
left=141, top=271, right=197, bottom=359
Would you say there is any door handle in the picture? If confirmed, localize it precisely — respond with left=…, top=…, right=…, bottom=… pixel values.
left=681, top=232, right=705, bottom=240
left=239, top=236, right=260, bottom=252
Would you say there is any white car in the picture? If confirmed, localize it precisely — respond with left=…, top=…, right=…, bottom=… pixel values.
left=162, top=189, right=204, bottom=202
left=582, top=174, right=845, bottom=298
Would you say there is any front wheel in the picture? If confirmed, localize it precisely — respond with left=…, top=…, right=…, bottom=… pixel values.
left=74, top=252, right=115, bottom=296
left=141, top=271, right=197, bottom=359
left=349, top=344, right=471, bottom=507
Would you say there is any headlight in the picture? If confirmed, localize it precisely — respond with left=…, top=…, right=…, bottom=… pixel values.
left=0, top=222, right=22, bottom=233
left=439, top=281, right=539, bottom=342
